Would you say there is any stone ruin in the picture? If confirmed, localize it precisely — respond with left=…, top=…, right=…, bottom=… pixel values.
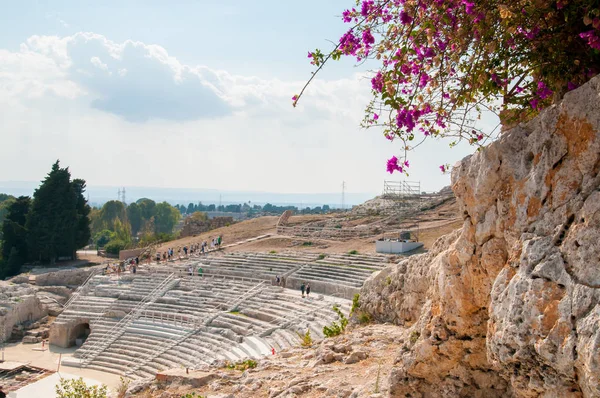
left=48, top=251, right=391, bottom=380
left=180, top=216, right=234, bottom=238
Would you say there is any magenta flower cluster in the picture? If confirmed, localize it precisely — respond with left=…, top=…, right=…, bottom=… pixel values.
left=297, top=0, right=600, bottom=175
left=386, top=156, right=410, bottom=174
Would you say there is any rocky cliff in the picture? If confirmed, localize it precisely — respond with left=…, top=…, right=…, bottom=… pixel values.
left=360, top=76, right=600, bottom=397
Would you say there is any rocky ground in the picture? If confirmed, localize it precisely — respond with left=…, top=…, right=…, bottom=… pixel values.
left=129, top=324, right=406, bottom=398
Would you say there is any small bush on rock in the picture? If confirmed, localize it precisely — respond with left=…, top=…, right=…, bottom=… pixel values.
left=300, top=329, right=313, bottom=347
left=348, top=250, right=359, bottom=255
left=225, top=359, right=257, bottom=371
left=350, top=293, right=360, bottom=316
left=116, top=377, right=130, bottom=398
left=410, top=330, right=420, bottom=344
left=323, top=305, right=349, bottom=337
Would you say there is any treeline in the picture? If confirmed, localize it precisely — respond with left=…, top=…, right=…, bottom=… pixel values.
left=175, top=202, right=333, bottom=216
left=90, top=198, right=180, bottom=254
left=0, top=161, right=91, bottom=277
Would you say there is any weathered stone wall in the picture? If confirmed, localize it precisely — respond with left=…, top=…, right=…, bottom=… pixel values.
left=360, top=76, right=600, bottom=397
left=180, top=217, right=234, bottom=237
left=0, top=283, right=47, bottom=342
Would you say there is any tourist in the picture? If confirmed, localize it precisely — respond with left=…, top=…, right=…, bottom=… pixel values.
left=0, top=385, right=6, bottom=398
left=306, top=283, right=311, bottom=298
left=281, top=276, right=286, bottom=288
left=217, top=235, right=222, bottom=247
left=132, top=264, right=137, bottom=274
left=163, top=252, right=167, bottom=261
left=156, top=252, right=161, bottom=263
left=300, top=282, right=306, bottom=298
left=135, top=256, right=139, bottom=266
left=188, top=265, right=193, bottom=276
left=276, top=275, right=280, bottom=286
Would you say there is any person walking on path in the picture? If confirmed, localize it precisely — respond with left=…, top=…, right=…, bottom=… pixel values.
left=300, top=282, right=306, bottom=298
left=306, top=283, right=311, bottom=298
left=276, top=275, right=281, bottom=286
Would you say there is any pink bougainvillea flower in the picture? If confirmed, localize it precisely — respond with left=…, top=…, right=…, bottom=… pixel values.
left=439, top=165, right=446, bottom=173
left=386, top=156, right=403, bottom=174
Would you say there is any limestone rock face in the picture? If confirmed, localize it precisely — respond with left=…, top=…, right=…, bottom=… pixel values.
left=360, top=76, right=600, bottom=397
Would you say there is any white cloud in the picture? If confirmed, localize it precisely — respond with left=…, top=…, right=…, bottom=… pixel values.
left=90, top=56, right=108, bottom=71
left=0, top=32, right=476, bottom=195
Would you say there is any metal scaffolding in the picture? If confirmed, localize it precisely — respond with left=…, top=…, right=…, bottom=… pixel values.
left=382, top=180, right=423, bottom=241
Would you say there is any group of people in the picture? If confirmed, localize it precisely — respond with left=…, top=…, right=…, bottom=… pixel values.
left=275, top=275, right=312, bottom=298
left=103, top=256, right=139, bottom=275
left=300, top=282, right=311, bottom=298
left=153, top=236, right=224, bottom=264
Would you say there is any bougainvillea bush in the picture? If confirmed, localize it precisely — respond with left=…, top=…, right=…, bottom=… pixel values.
left=294, top=0, right=600, bottom=173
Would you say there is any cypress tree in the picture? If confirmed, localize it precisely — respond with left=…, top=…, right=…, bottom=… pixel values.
left=0, top=196, right=31, bottom=276
left=26, top=161, right=90, bottom=264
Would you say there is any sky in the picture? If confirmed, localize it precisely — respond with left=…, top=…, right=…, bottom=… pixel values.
left=0, top=0, right=489, bottom=202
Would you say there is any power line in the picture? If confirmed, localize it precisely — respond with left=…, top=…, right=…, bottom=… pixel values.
left=341, top=181, right=346, bottom=210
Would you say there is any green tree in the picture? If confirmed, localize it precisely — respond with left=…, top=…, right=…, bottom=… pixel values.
left=26, top=161, right=90, bottom=264
left=93, top=230, right=113, bottom=248
left=4, top=247, right=23, bottom=278
left=190, top=211, right=208, bottom=222
left=154, top=202, right=180, bottom=234
left=1, top=196, right=31, bottom=276
left=126, top=202, right=143, bottom=236
left=55, top=377, right=107, bottom=398
left=98, top=201, right=126, bottom=229
left=136, top=198, right=156, bottom=221
left=0, top=194, right=16, bottom=238
left=73, top=179, right=91, bottom=250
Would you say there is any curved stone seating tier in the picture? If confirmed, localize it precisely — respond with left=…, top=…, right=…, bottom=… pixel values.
left=52, top=250, right=389, bottom=378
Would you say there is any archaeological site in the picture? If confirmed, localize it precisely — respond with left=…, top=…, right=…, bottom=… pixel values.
left=0, top=76, right=597, bottom=397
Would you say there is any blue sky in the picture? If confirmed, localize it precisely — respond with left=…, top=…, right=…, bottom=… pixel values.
left=0, top=1, right=482, bottom=198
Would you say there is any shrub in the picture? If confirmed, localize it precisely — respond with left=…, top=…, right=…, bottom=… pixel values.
left=317, top=253, right=326, bottom=260
left=269, top=250, right=277, bottom=254
left=225, top=359, right=257, bottom=371
left=410, top=330, right=421, bottom=344
left=302, top=241, right=313, bottom=246
left=116, top=377, right=130, bottom=398
left=299, top=329, right=313, bottom=347
left=350, top=293, right=360, bottom=316
left=348, top=250, right=359, bottom=255
left=181, top=393, right=206, bottom=398
left=358, top=312, right=372, bottom=324
left=55, top=377, right=108, bottom=398
left=104, top=239, right=128, bottom=255
left=323, top=305, right=349, bottom=338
